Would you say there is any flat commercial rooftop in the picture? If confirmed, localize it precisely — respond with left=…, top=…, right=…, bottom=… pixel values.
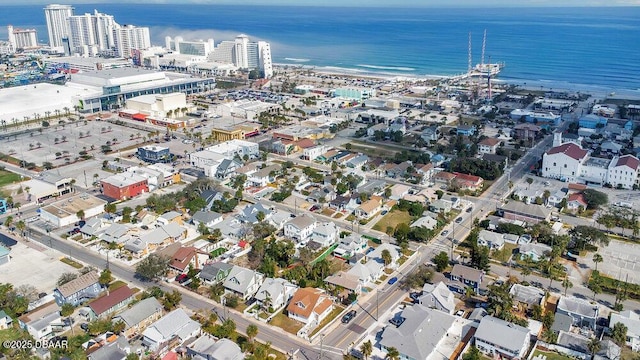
left=0, top=83, right=99, bottom=123
left=41, top=193, right=107, bottom=218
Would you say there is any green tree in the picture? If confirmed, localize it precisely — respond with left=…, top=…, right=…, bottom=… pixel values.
left=57, top=272, right=78, bottom=286
left=610, top=322, right=627, bottom=346
left=569, top=226, right=609, bottom=249
left=135, top=254, right=170, bottom=281
left=562, top=277, right=573, bottom=296
left=60, top=303, right=75, bottom=317
left=246, top=324, right=258, bottom=342
left=162, top=290, right=182, bottom=311
left=582, top=189, right=608, bottom=209
left=433, top=251, right=449, bottom=272
left=104, top=202, right=117, bottom=214
left=15, top=220, right=26, bottom=237
left=225, top=294, right=239, bottom=308
left=113, top=320, right=126, bottom=334
left=520, top=266, right=532, bottom=281
left=470, top=244, right=490, bottom=271
left=385, top=347, right=400, bottom=360
left=462, top=346, right=481, bottom=360
left=381, top=249, right=392, bottom=266
left=360, top=340, right=373, bottom=360
left=394, top=223, right=411, bottom=243
left=587, top=338, right=601, bottom=360
left=88, top=318, right=113, bottom=335
left=592, top=253, right=603, bottom=271
left=99, top=269, right=113, bottom=287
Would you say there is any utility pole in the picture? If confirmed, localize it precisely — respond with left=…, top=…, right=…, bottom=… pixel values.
left=319, top=334, right=326, bottom=360
left=376, top=290, right=379, bottom=321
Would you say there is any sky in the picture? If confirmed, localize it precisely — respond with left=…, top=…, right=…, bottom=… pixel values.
left=3, top=0, right=640, bottom=6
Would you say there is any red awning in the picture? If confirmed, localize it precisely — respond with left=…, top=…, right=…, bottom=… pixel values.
left=132, top=113, right=148, bottom=121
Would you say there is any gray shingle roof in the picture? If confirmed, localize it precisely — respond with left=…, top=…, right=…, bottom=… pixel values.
left=200, top=262, right=234, bottom=282
left=557, top=296, right=598, bottom=318
left=475, top=316, right=530, bottom=355
left=380, top=304, right=456, bottom=360
left=191, top=210, right=222, bottom=225
left=112, top=297, right=162, bottom=329
left=56, top=271, right=100, bottom=298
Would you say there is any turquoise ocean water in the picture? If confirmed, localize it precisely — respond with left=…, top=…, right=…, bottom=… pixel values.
left=1, top=4, right=639, bottom=93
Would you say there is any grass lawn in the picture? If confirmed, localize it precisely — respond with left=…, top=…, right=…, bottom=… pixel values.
left=108, top=280, right=127, bottom=291
left=532, top=349, right=574, bottom=360
left=269, top=312, right=303, bottom=335
left=372, top=210, right=413, bottom=232
left=492, top=243, right=518, bottom=263
left=0, top=169, right=23, bottom=188
left=310, top=305, right=345, bottom=337
left=321, top=208, right=334, bottom=216
left=60, top=257, right=83, bottom=269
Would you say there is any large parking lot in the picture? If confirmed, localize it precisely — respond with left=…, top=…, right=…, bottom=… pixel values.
left=0, top=234, right=77, bottom=292
left=5, top=119, right=149, bottom=167
left=583, top=239, right=640, bottom=285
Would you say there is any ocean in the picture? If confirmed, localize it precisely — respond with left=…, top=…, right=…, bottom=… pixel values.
left=1, top=4, right=639, bottom=94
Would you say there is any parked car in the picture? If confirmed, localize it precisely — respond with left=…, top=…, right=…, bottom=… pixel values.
left=455, top=310, right=465, bottom=317
left=80, top=323, right=89, bottom=332
left=409, top=292, right=423, bottom=302
left=342, top=310, right=357, bottom=324
left=175, top=274, right=188, bottom=283
left=381, top=210, right=388, bottom=215
left=466, top=207, right=473, bottom=213
left=387, top=277, right=398, bottom=285
left=441, top=230, right=449, bottom=237
left=455, top=217, right=463, bottom=223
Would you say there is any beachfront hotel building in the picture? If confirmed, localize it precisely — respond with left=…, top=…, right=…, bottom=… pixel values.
left=7, top=25, right=39, bottom=51
left=44, top=4, right=74, bottom=51
left=165, top=36, right=215, bottom=57
left=209, top=34, right=273, bottom=78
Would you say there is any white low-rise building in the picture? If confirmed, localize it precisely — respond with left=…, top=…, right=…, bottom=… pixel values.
left=206, top=139, right=259, bottom=159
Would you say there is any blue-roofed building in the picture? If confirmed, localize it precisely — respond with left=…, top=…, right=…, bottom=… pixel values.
left=456, top=125, right=476, bottom=136
left=579, top=114, right=608, bottom=129
left=137, top=145, right=171, bottom=163
left=625, top=120, right=634, bottom=131
left=0, top=198, right=6, bottom=215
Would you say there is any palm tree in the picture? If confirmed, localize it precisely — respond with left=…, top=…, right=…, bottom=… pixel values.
left=246, top=324, right=258, bottom=343
left=15, top=220, right=26, bottom=237
left=385, top=347, right=400, bottom=360
left=520, top=266, right=532, bottom=282
left=592, top=253, right=603, bottom=271
left=587, top=338, right=601, bottom=360
left=562, top=276, right=573, bottom=296
left=360, top=340, right=373, bottom=360
left=381, top=249, right=392, bottom=267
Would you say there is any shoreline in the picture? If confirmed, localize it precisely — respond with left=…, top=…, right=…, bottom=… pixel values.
left=273, top=63, right=640, bottom=100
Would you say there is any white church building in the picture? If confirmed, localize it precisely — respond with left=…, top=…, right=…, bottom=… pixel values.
left=541, top=132, right=640, bottom=189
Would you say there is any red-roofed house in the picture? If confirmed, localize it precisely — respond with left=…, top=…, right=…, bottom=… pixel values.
left=567, top=193, right=588, bottom=211
left=287, top=287, right=334, bottom=326
left=478, top=138, right=502, bottom=154
left=169, top=246, right=210, bottom=274
left=542, top=143, right=589, bottom=182
left=87, top=286, right=135, bottom=320
left=434, top=171, right=456, bottom=185
left=452, top=172, right=484, bottom=191
left=608, top=155, right=640, bottom=189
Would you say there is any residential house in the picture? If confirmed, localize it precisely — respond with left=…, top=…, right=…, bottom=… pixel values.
left=475, top=316, right=530, bottom=359
left=329, top=195, right=359, bottom=212
left=477, top=230, right=505, bottom=251
left=456, top=124, right=476, bottom=136
left=452, top=172, right=484, bottom=191
left=142, top=308, right=201, bottom=352
left=519, top=243, right=552, bottom=261
left=478, top=138, right=502, bottom=154
left=367, top=123, right=388, bottom=137
left=418, top=281, right=456, bottom=314
left=18, top=301, right=63, bottom=340
left=80, top=218, right=110, bottom=239
left=346, top=154, right=369, bottom=169
left=547, top=189, right=567, bottom=208
left=332, top=234, right=367, bottom=259
left=310, top=222, right=339, bottom=247
left=369, top=243, right=401, bottom=269
left=186, top=336, right=244, bottom=360
left=0, top=310, right=12, bottom=330
left=567, top=193, right=588, bottom=211
left=199, top=262, right=234, bottom=285
left=247, top=165, right=278, bottom=187
left=190, top=210, right=223, bottom=228
left=112, top=297, right=163, bottom=339
left=87, top=286, right=135, bottom=320
left=254, top=278, right=298, bottom=311
left=124, top=223, right=187, bottom=258
left=610, top=310, right=640, bottom=351
left=509, top=284, right=545, bottom=309
left=417, top=163, right=436, bottom=184
left=200, top=190, right=224, bottom=210
left=238, top=202, right=273, bottom=224
left=303, top=145, right=328, bottom=161
left=379, top=304, right=459, bottom=360
left=286, top=287, right=334, bottom=325
left=222, top=266, right=264, bottom=300
left=430, top=199, right=453, bottom=214
left=284, top=215, right=317, bottom=243
left=482, top=154, right=508, bottom=169
left=513, top=123, right=542, bottom=140
left=601, top=140, right=623, bottom=155
left=215, top=158, right=242, bottom=179
left=384, top=162, right=411, bottom=179
left=347, top=261, right=384, bottom=287
left=420, top=126, right=440, bottom=142
left=169, top=246, right=210, bottom=273
left=355, top=197, right=382, bottom=220
left=86, top=336, right=130, bottom=360
left=556, top=296, right=599, bottom=330
left=157, top=211, right=183, bottom=226
left=410, top=215, right=438, bottom=230
left=449, top=264, right=484, bottom=294
left=434, top=171, right=456, bottom=187
left=324, top=271, right=362, bottom=295
left=53, top=270, right=102, bottom=306
left=269, top=209, right=294, bottom=230
left=389, top=184, right=411, bottom=200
